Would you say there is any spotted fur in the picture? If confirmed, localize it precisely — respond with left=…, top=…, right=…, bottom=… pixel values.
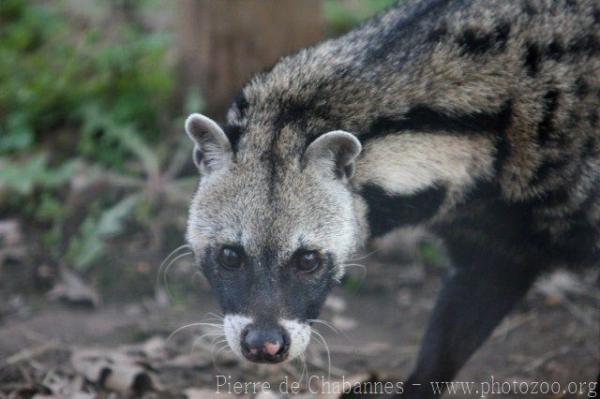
left=186, top=0, right=600, bottom=394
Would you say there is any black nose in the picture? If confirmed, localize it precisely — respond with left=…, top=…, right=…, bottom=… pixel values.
left=241, top=325, right=289, bottom=363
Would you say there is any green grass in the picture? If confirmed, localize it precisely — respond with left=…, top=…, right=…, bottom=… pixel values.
left=324, top=0, right=399, bottom=35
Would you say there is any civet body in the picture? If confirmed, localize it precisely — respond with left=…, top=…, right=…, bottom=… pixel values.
left=184, top=0, right=600, bottom=396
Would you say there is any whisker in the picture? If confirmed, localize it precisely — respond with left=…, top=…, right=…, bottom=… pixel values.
left=211, top=341, right=232, bottom=372
left=342, top=263, right=367, bottom=272
left=210, top=340, right=229, bottom=362
left=349, top=249, right=379, bottom=262
left=163, top=251, right=193, bottom=302
left=156, top=244, right=191, bottom=291
left=203, top=316, right=226, bottom=324
left=213, top=342, right=231, bottom=359
left=207, top=312, right=224, bottom=320
left=160, top=244, right=190, bottom=267
left=298, top=353, right=308, bottom=386
left=178, top=313, right=227, bottom=351
left=308, top=319, right=341, bottom=335
left=311, top=328, right=332, bottom=379
left=191, top=332, right=226, bottom=351
left=201, top=313, right=224, bottom=325
left=337, top=262, right=368, bottom=283
left=166, top=322, right=223, bottom=344
left=211, top=339, right=229, bottom=354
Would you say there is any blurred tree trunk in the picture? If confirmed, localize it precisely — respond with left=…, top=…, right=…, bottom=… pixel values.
left=177, top=0, right=324, bottom=119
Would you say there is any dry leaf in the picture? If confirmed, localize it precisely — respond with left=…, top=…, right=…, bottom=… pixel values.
left=35, top=372, right=93, bottom=399
left=255, top=390, right=282, bottom=399
left=0, top=219, right=25, bottom=264
left=535, top=270, right=584, bottom=304
left=121, top=336, right=166, bottom=360
left=163, top=352, right=211, bottom=369
left=71, top=348, right=159, bottom=395
left=331, top=315, right=357, bottom=331
left=324, top=295, right=346, bottom=313
left=48, top=269, right=100, bottom=308
left=184, top=387, right=239, bottom=399
left=312, top=373, right=372, bottom=399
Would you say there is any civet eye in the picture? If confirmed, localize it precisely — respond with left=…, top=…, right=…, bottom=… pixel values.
left=294, top=250, right=322, bottom=273
left=218, top=246, right=244, bottom=269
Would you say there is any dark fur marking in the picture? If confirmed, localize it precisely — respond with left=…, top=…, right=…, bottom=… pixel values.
left=537, top=90, right=560, bottom=143
left=582, top=137, right=596, bottom=159
left=267, top=85, right=330, bottom=192
left=593, top=7, right=600, bottom=24
left=265, top=95, right=300, bottom=198
left=494, top=133, right=511, bottom=175
left=224, top=124, right=243, bottom=153
left=367, top=0, right=449, bottom=61
left=224, top=93, right=249, bottom=153
left=524, top=42, right=541, bottom=76
left=522, top=0, right=537, bottom=16
left=273, top=100, right=312, bottom=131
left=567, top=34, right=600, bottom=56
left=362, top=101, right=512, bottom=141
left=233, top=93, right=249, bottom=117
left=361, top=184, right=447, bottom=237
left=458, top=28, right=491, bottom=54
left=267, top=133, right=280, bottom=200
left=495, top=22, right=511, bottom=47
left=540, top=187, right=571, bottom=207
left=557, top=217, right=600, bottom=265
left=440, top=185, right=599, bottom=267
left=567, top=110, right=579, bottom=129
left=575, top=77, right=589, bottom=98
left=576, top=184, right=600, bottom=221
left=427, top=22, right=448, bottom=43
left=193, top=148, right=204, bottom=165
left=457, top=22, right=510, bottom=55
left=589, top=111, right=598, bottom=128
left=436, top=182, right=542, bottom=259
left=531, top=157, right=569, bottom=184
left=545, top=40, right=564, bottom=61
left=273, top=93, right=333, bottom=152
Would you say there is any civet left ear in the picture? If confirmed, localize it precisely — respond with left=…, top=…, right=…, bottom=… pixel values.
left=185, top=113, right=232, bottom=175
left=304, top=130, right=362, bottom=180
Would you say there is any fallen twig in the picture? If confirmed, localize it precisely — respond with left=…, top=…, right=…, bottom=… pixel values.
left=492, top=313, right=536, bottom=341
left=523, top=346, right=571, bottom=373
left=2, top=342, right=61, bottom=367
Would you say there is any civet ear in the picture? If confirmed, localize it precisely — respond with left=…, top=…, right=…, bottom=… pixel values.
left=305, top=130, right=362, bottom=180
left=185, top=113, right=232, bottom=174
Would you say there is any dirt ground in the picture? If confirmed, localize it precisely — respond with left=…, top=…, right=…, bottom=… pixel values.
left=1, top=252, right=599, bottom=398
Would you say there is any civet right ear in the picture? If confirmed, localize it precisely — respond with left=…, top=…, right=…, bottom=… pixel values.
left=304, top=130, right=362, bottom=180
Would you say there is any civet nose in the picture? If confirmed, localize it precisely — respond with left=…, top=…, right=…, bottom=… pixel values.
left=241, top=325, right=289, bottom=363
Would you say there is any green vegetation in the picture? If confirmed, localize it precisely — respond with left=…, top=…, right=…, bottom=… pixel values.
left=0, top=0, right=174, bottom=162
left=324, top=0, right=398, bottom=34
left=0, top=0, right=188, bottom=298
